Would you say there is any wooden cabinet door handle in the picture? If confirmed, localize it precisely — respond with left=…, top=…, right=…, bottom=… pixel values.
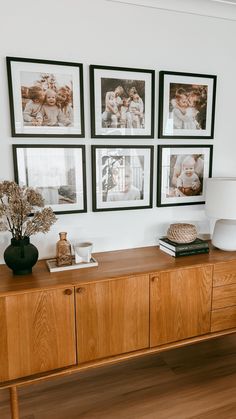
left=77, top=287, right=85, bottom=294
left=64, top=288, right=73, bottom=295
left=151, top=276, right=159, bottom=282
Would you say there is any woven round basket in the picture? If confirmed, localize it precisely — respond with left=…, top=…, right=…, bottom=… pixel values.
left=167, top=223, right=197, bottom=244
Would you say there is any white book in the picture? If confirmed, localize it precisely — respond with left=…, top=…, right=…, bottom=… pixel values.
left=159, top=244, right=175, bottom=256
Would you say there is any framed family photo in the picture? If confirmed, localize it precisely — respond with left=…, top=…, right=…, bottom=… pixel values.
left=157, top=145, right=213, bottom=207
left=13, top=145, right=87, bottom=214
left=92, top=145, right=154, bottom=211
left=90, top=65, right=155, bottom=138
left=158, top=71, right=217, bottom=139
left=7, top=57, right=85, bottom=137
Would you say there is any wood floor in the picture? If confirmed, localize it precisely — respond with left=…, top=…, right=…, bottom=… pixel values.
left=0, top=334, right=236, bottom=419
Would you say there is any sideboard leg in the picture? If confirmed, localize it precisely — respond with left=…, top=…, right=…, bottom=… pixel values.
left=9, top=386, right=20, bottom=419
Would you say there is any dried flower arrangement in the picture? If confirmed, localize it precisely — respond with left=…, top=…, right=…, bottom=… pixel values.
left=0, top=181, right=57, bottom=239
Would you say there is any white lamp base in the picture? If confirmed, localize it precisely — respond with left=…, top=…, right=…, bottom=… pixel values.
left=212, top=219, right=236, bottom=251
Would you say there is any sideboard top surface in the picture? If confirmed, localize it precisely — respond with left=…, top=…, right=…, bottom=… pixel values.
left=0, top=244, right=235, bottom=294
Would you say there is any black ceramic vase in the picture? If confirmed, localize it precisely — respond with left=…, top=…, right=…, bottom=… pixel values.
left=4, top=237, right=39, bottom=275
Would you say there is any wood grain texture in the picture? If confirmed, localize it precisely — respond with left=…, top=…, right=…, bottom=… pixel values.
left=1, top=328, right=236, bottom=390
left=0, top=288, right=76, bottom=382
left=1, top=334, right=236, bottom=419
left=211, top=306, right=236, bottom=332
left=1, top=245, right=236, bottom=417
left=76, top=275, right=149, bottom=362
left=213, top=260, right=236, bottom=286
left=0, top=298, right=9, bottom=383
left=150, top=266, right=213, bottom=346
left=0, top=243, right=234, bottom=296
left=212, top=284, right=236, bottom=309
left=0, top=246, right=235, bottom=387
left=9, top=387, right=19, bottom=419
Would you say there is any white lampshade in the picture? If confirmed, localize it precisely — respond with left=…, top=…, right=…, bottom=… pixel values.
left=206, top=178, right=236, bottom=219
left=205, top=178, right=236, bottom=251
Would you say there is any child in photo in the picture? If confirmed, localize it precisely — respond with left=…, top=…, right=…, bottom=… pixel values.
left=126, top=87, right=144, bottom=129
left=107, top=91, right=119, bottom=114
left=23, top=86, right=45, bottom=126
left=119, top=97, right=130, bottom=128
left=171, top=88, right=189, bottom=129
left=184, top=91, right=201, bottom=130
left=172, top=88, right=200, bottom=130
left=39, top=89, right=65, bottom=126
left=176, top=155, right=201, bottom=196
left=56, top=87, right=73, bottom=126
left=107, top=164, right=140, bottom=201
left=102, top=86, right=124, bottom=128
left=129, top=93, right=144, bottom=128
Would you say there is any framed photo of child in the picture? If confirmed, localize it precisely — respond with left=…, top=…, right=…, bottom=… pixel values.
left=13, top=145, right=87, bottom=214
left=90, top=65, right=155, bottom=138
left=92, top=145, right=154, bottom=211
left=7, top=57, right=85, bottom=137
left=157, top=145, right=213, bottom=207
left=158, top=71, right=217, bottom=139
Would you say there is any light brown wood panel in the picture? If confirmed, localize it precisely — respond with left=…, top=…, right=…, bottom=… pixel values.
left=76, top=275, right=149, bottom=363
left=150, top=266, right=213, bottom=347
left=0, top=288, right=76, bottom=382
left=0, top=243, right=236, bottom=295
left=1, top=328, right=236, bottom=390
left=211, top=306, right=236, bottom=332
left=213, top=260, right=236, bottom=286
left=212, top=284, right=236, bottom=310
left=0, top=299, right=9, bottom=383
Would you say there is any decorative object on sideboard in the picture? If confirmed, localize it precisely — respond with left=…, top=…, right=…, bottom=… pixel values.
left=205, top=177, right=236, bottom=251
left=0, top=181, right=57, bottom=275
left=47, top=239, right=97, bottom=272
left=56, top=232, right=72, bottom=267
left=47, top=256, right=98, bottom=272
left=167, top=223, right=197, bottom=243
left=73, top=242, right=93, bottom=264
left=4, top=236, right=39, bottom=275
left=159, top=236, right=209, bottom=257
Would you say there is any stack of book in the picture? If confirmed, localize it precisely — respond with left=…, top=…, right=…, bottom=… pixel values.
left=159, top=237, right=209, bottom=257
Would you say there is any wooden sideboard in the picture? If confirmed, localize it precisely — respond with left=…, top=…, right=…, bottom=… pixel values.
left=1, top=244, right=236, bottom=418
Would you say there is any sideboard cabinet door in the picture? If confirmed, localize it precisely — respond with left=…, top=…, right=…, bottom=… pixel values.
left=150, top=266, right=213, bottom=347
left=0, top=287, right=76, bottom=382
left=76, top=275, right=149, bottom=363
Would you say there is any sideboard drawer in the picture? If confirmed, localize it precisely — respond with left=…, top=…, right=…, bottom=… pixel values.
left=213, top=261, right=236, bottom=286
left=212, top=284, right=236, bottom=310
left=211, top=306, right=236, bottom=332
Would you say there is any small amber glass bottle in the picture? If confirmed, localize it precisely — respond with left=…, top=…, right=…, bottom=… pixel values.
left=56, top=232, right=72, bottom=267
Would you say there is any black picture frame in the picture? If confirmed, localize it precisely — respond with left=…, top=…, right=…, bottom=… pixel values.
left=90, top=64, right=155, bottom=138
left=7, top=56, right=85, bottom=138
left=158, top=71, right=217, bottom=139
left=13, top=145, right=87, bottom=214
left=92, top=145, right=154, bottom=211
left=157, top=144, right=213, bottom=207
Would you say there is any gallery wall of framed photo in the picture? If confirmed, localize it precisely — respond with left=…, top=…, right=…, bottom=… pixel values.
left=6, top=56, right=217, bottom=214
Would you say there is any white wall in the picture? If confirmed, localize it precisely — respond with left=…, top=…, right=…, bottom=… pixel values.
left=0, top=0, right=236, bottom=262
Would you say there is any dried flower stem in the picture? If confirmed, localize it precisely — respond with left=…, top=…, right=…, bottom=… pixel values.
left=0, top=197, right=14, bottom=236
